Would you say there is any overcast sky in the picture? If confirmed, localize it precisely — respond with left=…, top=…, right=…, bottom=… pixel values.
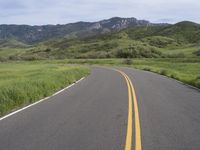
left=0, top=0, right=199, bottom=25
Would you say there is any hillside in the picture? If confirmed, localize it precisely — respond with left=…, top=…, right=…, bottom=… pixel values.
left=0, top=19, right=200, bottom=60
left=156, top=21, right=200, bottom=43
left=19, top=21, right=199, bottom=59
left=0, top=17, right=152, bottom=44
left=0, top=39, right=29, bottom=48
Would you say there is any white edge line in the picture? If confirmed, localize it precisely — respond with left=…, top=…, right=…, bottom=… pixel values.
left=141, top=69, right=200, bottom=91
left=121, top=66, right=200, bottom=91
left=0, top=77, right=85, bottom=121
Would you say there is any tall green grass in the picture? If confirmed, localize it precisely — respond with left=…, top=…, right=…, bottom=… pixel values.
left=130, top=58, right=200, bottom=88
left=55, top=58, right=200, bottom=89
left=0, top=61, right=90, bottom=116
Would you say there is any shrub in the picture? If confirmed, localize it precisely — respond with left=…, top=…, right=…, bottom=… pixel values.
left=116, top=48, right=133, bottom=58
left=143, top=68, right=152, bottom=71
left=21, top=55, right=44, bottom=61
left=0, top=56, right=8, bottom=62
left=123, top=58, right=133, bottom=65
left=44, top=48, right=52, bottom=52
left=196, top=76, right=200, bottom=80
left=9, top=55, right=20, bottom=60
left=160, top=70, right=168, bottom=76
left=116, top=45, right=163, bottom=58
left=193, top=50, right=200, bottom=56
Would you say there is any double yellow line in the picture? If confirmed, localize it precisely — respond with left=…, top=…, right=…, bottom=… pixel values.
left=115, top=69, right=142, bottom=150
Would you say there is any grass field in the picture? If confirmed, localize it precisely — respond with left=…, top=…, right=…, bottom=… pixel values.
left=55, top=58, right=200, bottom=89
left=0, top=61, right=90, bottom=116
left=129, top=58, right=200, bottom=88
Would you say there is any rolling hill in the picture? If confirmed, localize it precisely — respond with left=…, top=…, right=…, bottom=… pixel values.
left=0, top=17, right=152, bottom=44
left=0, top=18, right=200, bottom=60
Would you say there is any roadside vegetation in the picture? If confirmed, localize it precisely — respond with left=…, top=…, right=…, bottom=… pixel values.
left=130, top=58, right=200, bottom=89
left=55, top=58, right=200, bottom=89
left=0, top=61, right=90, bottom=116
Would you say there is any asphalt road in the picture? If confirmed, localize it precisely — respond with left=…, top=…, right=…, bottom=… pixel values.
left=0, top=67, right=200, bottom=150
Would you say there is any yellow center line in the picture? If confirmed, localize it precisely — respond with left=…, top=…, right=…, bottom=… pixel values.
left=124, top=73, right=142, bottom=150
left=121, top=72, right=133, bottom=150
left=114, top=69, right=142, bottom=150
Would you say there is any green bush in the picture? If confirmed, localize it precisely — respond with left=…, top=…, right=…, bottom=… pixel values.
left=143, top=67, right=152, bottom=71
left=0, top=56, right=8, bottom=62
left=123, top=58, right=133, bottom=65
left=193, top=50, right=200, bottom=56
left=160, top=70, right=168, bottom=76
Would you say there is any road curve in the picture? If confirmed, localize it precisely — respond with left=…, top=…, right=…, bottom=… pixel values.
left=0, top=67, right=200, bottom=150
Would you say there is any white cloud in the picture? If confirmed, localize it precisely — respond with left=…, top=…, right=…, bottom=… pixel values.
left=0, top=0, right=199, bottom=24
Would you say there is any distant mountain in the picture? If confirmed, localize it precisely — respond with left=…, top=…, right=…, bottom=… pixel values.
left=11, top=20, right=198, bottom=60
left=92, top=17, right=151, bottom=30
left=0, top=18, right=200, bottom=60
left=0, top=17, right=160, bottom=44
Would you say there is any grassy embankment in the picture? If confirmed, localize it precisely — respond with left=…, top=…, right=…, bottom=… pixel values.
left=56, top=58, right=200, bottom=89
left=0, top=61, right=90, bottom=116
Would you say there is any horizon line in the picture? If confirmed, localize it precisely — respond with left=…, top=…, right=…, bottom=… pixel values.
left=0, top=17, right=198, bottom=26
